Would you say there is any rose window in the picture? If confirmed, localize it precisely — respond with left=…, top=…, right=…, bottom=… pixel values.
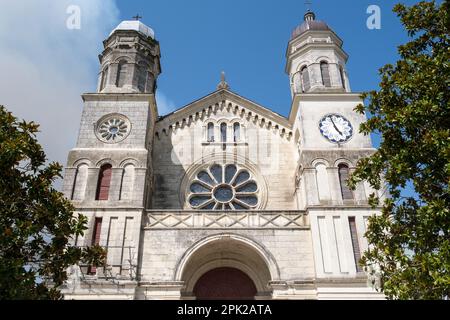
left=188, top=164, right=259, bottom=210
left=96, top=114, right=131, bottom=143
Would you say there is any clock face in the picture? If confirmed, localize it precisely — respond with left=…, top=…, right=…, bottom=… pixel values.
left=319, top=114, right=353, bottom=143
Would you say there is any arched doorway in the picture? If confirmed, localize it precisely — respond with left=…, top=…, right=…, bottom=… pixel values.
left=176, top=234, right=278, bottom=299
left=193, top=267, right=257, bottom=300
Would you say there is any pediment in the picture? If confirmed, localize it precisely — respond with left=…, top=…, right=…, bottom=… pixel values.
left=155, top=89, right=293, bottom=139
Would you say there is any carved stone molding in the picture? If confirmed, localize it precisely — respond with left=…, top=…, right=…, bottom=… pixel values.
left=145, top=211, right=309, bottom=229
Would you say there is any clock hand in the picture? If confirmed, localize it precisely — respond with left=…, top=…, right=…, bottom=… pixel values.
left=330, top=117, right=343, bottom=135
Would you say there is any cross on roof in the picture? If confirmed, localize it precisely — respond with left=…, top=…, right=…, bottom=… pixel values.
left=132, top=14, right=142, bottom=21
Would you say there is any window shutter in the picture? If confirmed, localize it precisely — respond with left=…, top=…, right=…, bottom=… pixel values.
left=338, top=164, right=353, bottom=200
left=348, top=217, right=363, bottom=272
left=96, top=164, right=112, bottom=201
left=320, top=62, right=331, bottom=87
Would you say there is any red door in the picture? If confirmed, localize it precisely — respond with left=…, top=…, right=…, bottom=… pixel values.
left=193, top=267, right=257, bottom=300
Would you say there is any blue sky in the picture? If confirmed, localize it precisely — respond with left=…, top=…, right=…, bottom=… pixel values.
left=0, top=0, right=426, bottom=191
left=115, top=0, right=415, bottom=120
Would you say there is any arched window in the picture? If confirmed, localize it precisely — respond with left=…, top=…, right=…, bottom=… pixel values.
left=233, top=123, right=240, bottom=142
left=137, top=62, right=148, bottom=92
left=71, top=164, right=88, bottom=201
left=207, top=122, right=214, bottom=142
left=300, top=66, right=310, bottom=92
left=221, top=123, right=227, bottom=142
left=96, top=164, right=112, bottom=200
left=116, top=60, right=128, bottom=87
left=338, top=163, right=353, bottom=200
left=339, top=65, right=346, bottom=90
left=100, top=66, right=109, bottom=91
left=320, top=62, right=331, bottom=87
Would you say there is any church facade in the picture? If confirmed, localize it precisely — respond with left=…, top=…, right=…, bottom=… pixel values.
left=61, top=12, right=385, bottom=300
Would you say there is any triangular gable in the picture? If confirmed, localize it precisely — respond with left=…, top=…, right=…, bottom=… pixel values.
left=155, top=89, right=293, bottom=139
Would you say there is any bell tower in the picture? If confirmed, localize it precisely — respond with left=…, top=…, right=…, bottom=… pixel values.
left=62, top=19, right=161, bottom=294
left=285, top=10, right=350, bottom=97
left=288, top=10, right=383, bottom=292
left=98, top=20, right=161, bottom=94
left=288, top=10, right=375, bottom=209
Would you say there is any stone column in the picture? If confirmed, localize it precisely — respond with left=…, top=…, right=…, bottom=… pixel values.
left=309, top=63, right=322, bottom=90
left=105, top=62, right=119, bottom=91
left=304, top=168, right=320, bottom=206
left=133, top=168, right=147, bottom=207
left=62, top=167, right=77, bottom=199
left=330, top=63, right=341, bottom=88
left=86, top=167, right=100, bottom=202
left=327, top=167, right=342, bottom=205
left=110, top=167, right=124, bottom=202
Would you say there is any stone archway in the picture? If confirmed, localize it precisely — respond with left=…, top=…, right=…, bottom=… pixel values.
left=193, top=267, right=257, bottom=300
left=176, top=234, right=278, bottom=299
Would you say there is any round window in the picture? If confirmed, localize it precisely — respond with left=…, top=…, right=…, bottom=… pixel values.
left=188, top=164, right=259, bottom=210
left=95, top=114, right=131, bottom=143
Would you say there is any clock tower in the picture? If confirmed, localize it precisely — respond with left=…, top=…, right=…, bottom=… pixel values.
left=288, top=10, right=383, bottom=289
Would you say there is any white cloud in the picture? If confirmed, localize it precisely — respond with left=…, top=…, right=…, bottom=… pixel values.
left=0, top=0, right=119, bottom=188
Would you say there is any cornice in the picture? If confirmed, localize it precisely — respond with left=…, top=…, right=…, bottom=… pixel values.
left=154, top=89, right=294, bottom=141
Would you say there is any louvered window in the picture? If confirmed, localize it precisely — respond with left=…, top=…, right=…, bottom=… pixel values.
left=301, top=66, right=310, bottom=92
left=338, top=164, right=353, bottom=200
left=96, top=164, right=112, bottom=201
left=221, top=123, right=227, bottom=142
left=137, top=62, right=147, bottom=92
left=320, top=62, right=331, bottom=87
left=116, top=60, right=128, bottom=87
left=348, top=217, right=363, bottom=272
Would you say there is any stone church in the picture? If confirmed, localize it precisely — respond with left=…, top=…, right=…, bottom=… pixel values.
left=62, top=11, right=385, bottom=299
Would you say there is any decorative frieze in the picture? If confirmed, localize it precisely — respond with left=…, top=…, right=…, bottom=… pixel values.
left=145, top=211, right=309, bottom=229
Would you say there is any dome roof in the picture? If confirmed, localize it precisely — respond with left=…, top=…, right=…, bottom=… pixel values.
left=291, top=11, right=330, bottom=40
left=110, top=20, right=155, bottom=39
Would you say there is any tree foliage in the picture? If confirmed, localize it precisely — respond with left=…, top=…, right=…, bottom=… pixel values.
left=349, top=0, right=450, bottom=299
left=0, top=105, right=106, bottom=300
